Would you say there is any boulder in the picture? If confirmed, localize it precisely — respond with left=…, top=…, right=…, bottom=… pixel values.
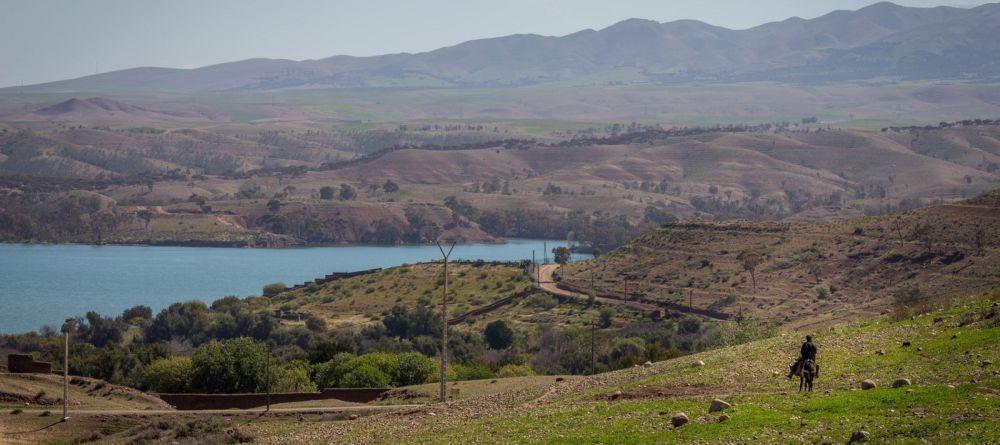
left=861, top=379, right=877, bottom=390
left=692, top=360, right=705, bottom=368
left=643, top=361, right=653, bottom=367
left=892, top=378, right=911, bottom=388
left=709, top=399, right=731, bottom=413
left=348, top=414, right=358, bottom=420
left=671, top=413, right=689, bottom=427
left=849, top=431, right=870, bottom=443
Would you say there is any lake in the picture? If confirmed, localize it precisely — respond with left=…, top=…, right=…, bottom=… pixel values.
left=0, top=239, right=589, bottom=334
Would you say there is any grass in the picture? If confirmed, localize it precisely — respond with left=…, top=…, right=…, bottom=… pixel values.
left=232, top=294, right=999, bottom=444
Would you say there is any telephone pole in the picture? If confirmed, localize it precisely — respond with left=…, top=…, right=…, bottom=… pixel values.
left=61, top=332, right=69, bottom=422
left=265, top=347, right=271, bottom=414
left=590, top=320, right=596, bottom=375
left=437, top=241, right=456, bottom=403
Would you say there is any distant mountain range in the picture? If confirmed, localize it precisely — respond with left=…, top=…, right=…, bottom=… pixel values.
left=8, top=2, right=1000, bottom=93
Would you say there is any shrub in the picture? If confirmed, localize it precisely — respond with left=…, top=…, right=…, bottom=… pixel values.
left=496, top=364, right=535, bottom=378
left=142, top=357, right=193, bottom=393
left=598, top=307, right=615, bottom=328
left=484, top=320, right=514, bottom=349
left=190, top=337, right=268, bottom=393
left=816, top=286, right=830, bottom=300
left=305, top=316, right=328, bottom=333
left=313, top=352, right=355, bottom=388
left=262, top=283, right=286, bottom=297
left=525, top=294, right=557, bottom=310
left=340, top=364, right=391, bottom=388
left=452, top=362, right=495, bottom=381
left=272, top=360, right=318, bottom=393
left=394, top=352, right=435, bottom=386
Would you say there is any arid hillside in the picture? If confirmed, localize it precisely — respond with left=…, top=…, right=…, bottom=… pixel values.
left=1, top=123, right=998, bottom=246
left=556, top=191, right=1000, bottom=330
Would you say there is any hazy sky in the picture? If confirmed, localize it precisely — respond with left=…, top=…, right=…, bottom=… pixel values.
left=0, top=0, right=979, bottom=87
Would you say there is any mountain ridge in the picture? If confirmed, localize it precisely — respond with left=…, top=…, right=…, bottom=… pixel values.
left=4, top=2, right=998, bottom=93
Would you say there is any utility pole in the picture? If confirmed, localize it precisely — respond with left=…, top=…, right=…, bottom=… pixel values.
left=590, top=320, right=596, bottom=375
left=61, top=332, right=69, bottom=422
left=532, top=250, right=537, bottom=287
left=623, top=277, right=628, bottom=303
left=437, top=241, right=456, bottom=403
left=265, top=348, right=271, bottom=414
left=689, top=289, right=694, bottom=311
left=543, top=242, right=547, bottom=264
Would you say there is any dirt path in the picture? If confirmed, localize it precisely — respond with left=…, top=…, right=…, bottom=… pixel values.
left=10, top=404, right=422, bottom=417
left=536, top=264, right=662, bottom=312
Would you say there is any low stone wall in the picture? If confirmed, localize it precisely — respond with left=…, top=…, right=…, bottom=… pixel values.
left=157, top=388, right=389, bottom=410
left=7, top=354, right=53, bottom=374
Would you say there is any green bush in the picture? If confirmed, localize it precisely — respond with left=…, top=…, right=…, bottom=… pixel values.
left=262, top=282, right=286, bottom=297
left=598, top=307, right=615, bottom=328
left=142, top=356, right=193, bottom=393
left=452, top=362, right=495, bottom=381
left=525, top=294, right=557, bottom=310
left=394, top=352, right=435, bottom=386
left=496, top=364, right=535, bottom=378
left=816, top=286, right=830, bottom=299
left=272, top=360, right=318, bottom=393
left=191, top=337, right=268, bottom=393
left=340, top=364, right=391, bottom=388
left=484, top=320, right=514, bottom=350
left=313, top=352, right=355, bottom=389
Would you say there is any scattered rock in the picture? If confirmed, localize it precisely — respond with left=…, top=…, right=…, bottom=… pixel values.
left=643, top=361, right=653, bottom=367
left=718, top=414, right=730, bottom=423
left=850, top=431, right=871, bottom=443
left=861, top=379, right=877, bottom=390
left=946, top=384, right=956, bottom=389
left=906, top=389, right=914, bottom=394
left=981, top=360, right=992, bottom=367
left=692, top=360, right=705, bottom=367
left=933, top=317, right=943, bottom=324
left=901, top=341, right=911, bottom=347
left=671, top=413, right=689, bottom=427
left=875, top=350, right=885, bottom=356
left=800, top=418, right=808, bottom=427
left=348, top=414, right=358, bottom=420
left=917, top=347, right=923, bottom=352
left=892, top=378, right=911, bottom=388
left=427, top=412, right=436, bottom=416
left=709, top=399, right=731, bottom=413
left=555, top=377, right=564, bottom=382
left=610, top=390, right=623, bottom=400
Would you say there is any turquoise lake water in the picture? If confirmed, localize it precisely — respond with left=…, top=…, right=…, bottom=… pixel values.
left=0, top=239, right=587, bottom=334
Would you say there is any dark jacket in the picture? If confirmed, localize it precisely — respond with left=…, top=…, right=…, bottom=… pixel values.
left=800, top=341, right=817, bottom=361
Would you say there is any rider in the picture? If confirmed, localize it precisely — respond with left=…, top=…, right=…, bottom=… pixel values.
left=788, top=335, right=817, bottom=378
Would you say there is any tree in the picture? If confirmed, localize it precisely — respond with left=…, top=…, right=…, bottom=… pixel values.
left=319, top=186, right=336, bottom=200
left=142, top=356, right=193, bottom=393
left=382, top=180, right=399, bottom=193
left=263, top=282, right=286, bottom=297
left=190, top=337, right=269, bottom=393
left=266, top=199, right=282, bottom=214
left=737, top=248, right=763, bottom=292
left=599, top=307, right=615, bottom=328
left=394, top=352, right=435, bottom=386
left=137, top=209, right=153, bottom=230
left=483, top=320, right=514, bottom=349
left=305, top=316, right=327, bottom=333
left=339, top=184, right=357, bottom=201
left=552, top=246, right=571, bottom=265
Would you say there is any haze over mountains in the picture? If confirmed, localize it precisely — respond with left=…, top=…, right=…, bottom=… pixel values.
left=9, top=2, right=1000, bottom=93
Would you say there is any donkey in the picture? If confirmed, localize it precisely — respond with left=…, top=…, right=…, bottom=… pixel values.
left=799, top=359, right=818, bottom=392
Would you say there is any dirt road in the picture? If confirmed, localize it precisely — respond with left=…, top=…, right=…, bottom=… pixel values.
left=535, top=264, right=662, bottom=312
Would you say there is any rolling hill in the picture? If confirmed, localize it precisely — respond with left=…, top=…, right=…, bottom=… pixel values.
left=6, top=2, right=999, bottom=93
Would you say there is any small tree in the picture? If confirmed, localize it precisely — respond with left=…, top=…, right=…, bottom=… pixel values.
left=552, top=246, right=571, bottom=265
left=266, top=199, right=282, bottom=214
left=339, top=184, right=357, bottom=201
left=190, top=338, right=269, bottom=393
left=142, top=357, right=193, bottom=393
left=319, top=186, right=336, bottom=200
left=483, top=320, right=514, bottom=349
left=382, top=180, right=400, bottom=193
left=305, top=316, right=328, bottom=333
left=263, top=282, right=286, bottom=297
left=737, top=248, right=763, bottom=292
left=598, top=307, right=615, bottom=328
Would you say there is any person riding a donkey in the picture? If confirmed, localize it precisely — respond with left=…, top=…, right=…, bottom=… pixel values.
left=788, top=335, right=819, bottom=378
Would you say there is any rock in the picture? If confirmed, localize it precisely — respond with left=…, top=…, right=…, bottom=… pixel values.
left=610, top=390, right=623, bottom=400
left=932, top=317, right=943, bottom=323
left=800, top=418, right=808, bottom=427
left=718, top=414, right=730, bottom=423
left=917, top=347, right=923, bottom=352
left=692, top=360, right=705, bottom=367
left=892, top=378, right=911, bottom=388
left=850, top=431, right=871, bottom=443
left=861, top=379, right=877, bottom=390
left=901, top=341, right=911, bottom=347
left=348, top=414, right=358, bottom=420
left=906, top=389, right=914, bottom=394
left=951, top=333, right=959, bottom=339
left=671, top=413, right=689, bottom=427
left=643, top=361, right=653, bottom=367
left=555, top=377, right=564, bottom=382
left=875, top=350, right=885, bottom=356
left=982, top=360, right=993, bottom=367
left=709, top=399, right=731, bottom=413
left=946, top=384, right=956, bottom=389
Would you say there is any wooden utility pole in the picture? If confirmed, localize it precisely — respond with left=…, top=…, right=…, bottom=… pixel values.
left=437, top=241, right=456, bottom=403
left=265, top=348, right=271, bottom=413
left=533, top=250, right=537, bottom=286
left=623, top=277, right=628, bottom=302
left=61, top=332, right=69, bottom=422
left=591, top=320, right=596, bottom=375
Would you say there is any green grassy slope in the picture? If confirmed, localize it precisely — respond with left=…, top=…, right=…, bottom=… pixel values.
left=243, top=293, right=999, bottom=444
